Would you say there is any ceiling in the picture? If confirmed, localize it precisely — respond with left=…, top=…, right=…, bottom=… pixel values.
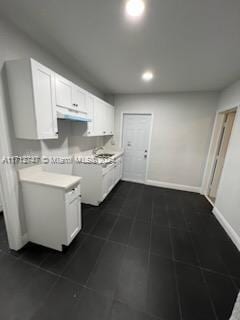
left=1, top=0, right=240, bottom=94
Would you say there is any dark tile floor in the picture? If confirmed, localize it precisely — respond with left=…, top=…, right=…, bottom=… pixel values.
left=0, top=181, right=240, bottom=320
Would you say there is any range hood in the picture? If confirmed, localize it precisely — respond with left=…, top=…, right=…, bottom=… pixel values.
left=57, top=109, right=91, bottom=122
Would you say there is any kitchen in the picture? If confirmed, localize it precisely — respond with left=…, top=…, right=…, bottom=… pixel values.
left=0, top=0, right=240, bottom=319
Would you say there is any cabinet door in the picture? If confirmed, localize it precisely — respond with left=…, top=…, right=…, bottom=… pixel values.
left=31, top=60, right=58, bottom=139
left=102, top=173, right=109, bottom=200
left=102, top=167, right=115, bottom=200
left=72, top=85, right=88, bottom=114
left=55, top=74, right=72, bottom=109
left=105, top=104, right=112, bottom=135
left=94, top=98, right=106, bottom=135
left=110, top=106, right=115, bottom=135
left=104, top=104, right=114, bottom=136
left=86, top=94, right=95, bottom=136
left=66, top=196, right=81, bottom=244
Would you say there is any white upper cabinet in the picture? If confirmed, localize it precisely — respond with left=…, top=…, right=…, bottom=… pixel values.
left=55, top=74, right=88, bottom=116
left=7, top=58, right=58, bottom=140
left=94, top=98, right=107, bottom=136
left=85, top=94, right=95, bottom=136
left=72, top=85, right=88, bottom=115
left=85, top=97, right=114, bottom=137
left=105, top=103, right=115, bottom=135
left=7, top=58, right=114, bottom=139
left=55, top=75, right=72, bottom=109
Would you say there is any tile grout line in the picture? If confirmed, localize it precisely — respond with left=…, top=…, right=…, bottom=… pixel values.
left=145, top=190, right=154, bottom=315
left=168, top=196, right=183, bottom=320
left=187, top=218, right=219, bottom=320
left=83, top=183, right=134, bottom=291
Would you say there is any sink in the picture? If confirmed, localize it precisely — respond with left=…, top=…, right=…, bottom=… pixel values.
left=95, top=153, right=114, bottom=158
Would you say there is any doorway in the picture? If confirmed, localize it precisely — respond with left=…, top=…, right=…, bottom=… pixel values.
left=121, top=113, right=152, bottom=183
left=207, top=110, right=236, bottom=203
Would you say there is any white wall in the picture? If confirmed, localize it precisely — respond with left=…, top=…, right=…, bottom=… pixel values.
left=113, top=92, right=218, bottom=191
left=213, top=81, right=240, bottom=249
left=0, top=18, right=105, bottom=246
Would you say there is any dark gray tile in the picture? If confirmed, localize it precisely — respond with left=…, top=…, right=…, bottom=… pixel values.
left=40, top=233, right=85, bottom=275
left=115, top=247, right=148, bottom=311
left=135, top=198, right=152, bottom=223
left=109, top=216, right=133, bottom=244
left=146, top=254, right=180, bottom=320
left=171, top=228, right=198, bottom=265
left=1, top=261, right=57, bottom=320
left=119, top=201, right=138, bottom=219
left=176, top=262, right=215, bottom=320
left=18, top=242, right=52, bottom=266
left=87, top=241, right=125, bottom=297
left=91, top=213, right=117, bottom=238
left=82, top=208, right=102, bottom=233
left=150, top=226, right=172, bottom=258
left=32, top=277, right=83, bottom=320
left=63, top=235, right=105, bottom=285
left=168, top=208, right=187, bottom=230
left=108, top=300, right=156, bottom=320
left=152, top=205, right=169, bottom=227
left=192, top=234, right=228, bottom=274
left=128, top=220, right=151, bottom=251
left=233, top=277, right=240, bottom=290
left=217, top=238, right=240, bottom=278
left=77, top=287, right=112, bottom=320
left=204, top=270, right=238, bottom=320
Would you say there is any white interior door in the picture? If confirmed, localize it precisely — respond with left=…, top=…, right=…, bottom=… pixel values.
left=122, top=114, right=151, bottom=183
left=209, top=111, right=236, bottom=199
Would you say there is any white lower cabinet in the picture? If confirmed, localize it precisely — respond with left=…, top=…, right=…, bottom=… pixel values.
left=65, top=187, right=82, bottom=244
left=21, top=181, right=81, bottom=251
left=73, top=155, right=123, bottom=206
left=102, top=165, right=115, bottom=200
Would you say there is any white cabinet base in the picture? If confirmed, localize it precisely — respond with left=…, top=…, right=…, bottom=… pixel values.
left=21, top=182, right=81, bottom=251
left=73, top=156, right=123, bottom=206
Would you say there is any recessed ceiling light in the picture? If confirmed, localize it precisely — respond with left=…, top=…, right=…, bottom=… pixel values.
left=142, top=71, right=154, bottom=81
left=125, top=0, right=145, bottom=18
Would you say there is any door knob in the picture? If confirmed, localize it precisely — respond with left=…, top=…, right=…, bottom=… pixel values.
left=144, top=155, right=147, bottom=158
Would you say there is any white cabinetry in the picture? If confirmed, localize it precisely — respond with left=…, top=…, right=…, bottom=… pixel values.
left=102, top=165, right=115, bottom=200
left=55, top=74, right=88, bottom=116
left=85, top=97, right=115, bottom=137
left=73, top=154, right=123, bottom=206
left=6, top=58, right=58, bottom=139
left=21, top=179, right=81, bottom=251
left=55, top=74, right=72, bottom=109
left=7, top=58, right=114, bottom=139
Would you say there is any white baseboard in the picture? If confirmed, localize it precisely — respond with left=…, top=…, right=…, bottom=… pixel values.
left=146, top=179, right=201, bottom=193
left=121, top=178, right=144, bottom=184
left=213, top=206, right=240, bottom=251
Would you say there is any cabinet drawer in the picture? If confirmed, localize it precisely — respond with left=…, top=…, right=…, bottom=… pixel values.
left=65, top=184, right=81, bottom=203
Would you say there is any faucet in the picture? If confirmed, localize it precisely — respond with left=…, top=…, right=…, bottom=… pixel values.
left=92, top=146, right=104, bottom=156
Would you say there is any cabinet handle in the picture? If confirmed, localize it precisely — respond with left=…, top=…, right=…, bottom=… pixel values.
left=55, top=132, right=59, bottom=135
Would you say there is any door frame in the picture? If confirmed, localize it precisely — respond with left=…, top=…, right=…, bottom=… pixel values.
left=120, top=112, right=154, bottom=184
left=201, top=106, right=238, bottom=204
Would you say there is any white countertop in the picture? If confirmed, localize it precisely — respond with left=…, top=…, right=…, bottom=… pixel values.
left=19, top=165, right=81, bottom=190
left=73, top=149, right=124, bottom=166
